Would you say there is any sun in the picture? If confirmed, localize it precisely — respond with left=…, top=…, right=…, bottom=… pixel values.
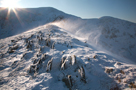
left=0, top=0, right=22, bottom=26
left=1, top=0, right=20, bottom=9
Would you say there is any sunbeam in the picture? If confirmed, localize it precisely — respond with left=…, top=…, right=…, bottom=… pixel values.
left=6, top=8, right=11, bottom=18
left=0, top=0, right=23, bottom=26
left=12, top=8, right=23, bottom=26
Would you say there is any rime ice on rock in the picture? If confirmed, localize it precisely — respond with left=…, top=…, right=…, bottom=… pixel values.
left=46, top=58, right=53, bottom=72
left=78, top=66, right=86, bottom=83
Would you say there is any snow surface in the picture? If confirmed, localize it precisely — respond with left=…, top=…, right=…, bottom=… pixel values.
left=0, top=7, right=136, bottom=90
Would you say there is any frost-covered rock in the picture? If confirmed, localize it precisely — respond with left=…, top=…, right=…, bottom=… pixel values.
left=78, top=66, right=86, bottom=83
left=46, top=58, right=53, bottom=72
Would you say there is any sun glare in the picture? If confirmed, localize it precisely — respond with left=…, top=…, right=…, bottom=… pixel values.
left=1, top=0, right=20, bottom=9
left=0, top=0, right=23, bottom=26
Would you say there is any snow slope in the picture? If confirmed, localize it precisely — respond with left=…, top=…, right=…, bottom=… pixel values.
left=53, top=16, right=136, bottom=63
left=0, top=7, right=136, bottom=62
left=0, top=7, right=136, bottom=90
left=0, top=24, right=136, bottom=90
left=0, top=7, right=79, bottom=39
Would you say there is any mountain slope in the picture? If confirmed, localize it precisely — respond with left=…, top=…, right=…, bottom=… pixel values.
left=0, top=7, right=79, bottom=39
left=0, top=7, right=136, bottom=63
left=53, top=16, right=136, bottom=63
left=0, top=24, right=136, bottom=90
left=0, top=7, right=136, bottom=90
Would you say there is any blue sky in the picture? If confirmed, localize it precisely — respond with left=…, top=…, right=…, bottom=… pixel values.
left=0, top=0, right=136, bottom=23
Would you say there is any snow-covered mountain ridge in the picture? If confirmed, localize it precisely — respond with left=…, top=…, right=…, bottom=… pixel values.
left=0, top=24, right=136, bottom=90
left=0, top=7, right=136, bottom=63
left=0, top=7, right=73, bottom=38
left=54, top=16, right=136, bottom=63
left=0, top=7, right=136, bottom=90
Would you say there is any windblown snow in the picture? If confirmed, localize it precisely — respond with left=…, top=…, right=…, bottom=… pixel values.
left=0, top=7, right=136, bottom=90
